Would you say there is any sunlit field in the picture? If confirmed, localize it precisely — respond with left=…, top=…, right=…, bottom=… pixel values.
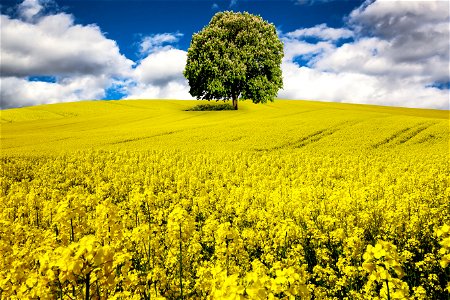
left=1, top=100, right=449, bottom=299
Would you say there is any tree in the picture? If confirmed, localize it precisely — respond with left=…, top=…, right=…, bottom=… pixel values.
left=184, top=11, right=284, bottom=110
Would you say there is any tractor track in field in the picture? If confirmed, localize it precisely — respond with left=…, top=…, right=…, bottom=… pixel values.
left=109, top=130, right=183, bottom=145
left=372, top=122, right=436, bottom=148
left=293, top=128, right=337, bottom=148
left=256, top=120, right=362, bottom=151
left=267, top=109, right=325, bottom=120
left=255, top=128, right=337, bottom=151
left=1, top=136, right=74, bottom=149
left=107, top=121, right=234, bottom=145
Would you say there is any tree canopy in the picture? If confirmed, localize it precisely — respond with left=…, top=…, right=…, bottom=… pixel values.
left=184, top=11, right=284, bottom=110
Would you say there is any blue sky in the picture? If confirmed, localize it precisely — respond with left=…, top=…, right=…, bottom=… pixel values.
left=60, top=0, right=361, bottom=59
left=1, top=0, right=449, bottom=109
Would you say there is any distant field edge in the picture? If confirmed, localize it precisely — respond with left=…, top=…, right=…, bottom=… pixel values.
left=273, top=99, right=449, bottom=119
left=1, top=98, right=448, bottom=120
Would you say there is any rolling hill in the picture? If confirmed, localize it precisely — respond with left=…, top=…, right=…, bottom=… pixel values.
left=1, top=99, right=448, bottom=156
left=1, top=99, right=449, bottom=299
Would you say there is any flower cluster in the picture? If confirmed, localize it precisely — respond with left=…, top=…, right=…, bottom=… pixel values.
left=1, top=150, right=448, bottom=299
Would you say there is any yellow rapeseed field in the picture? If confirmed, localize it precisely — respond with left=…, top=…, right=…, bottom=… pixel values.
left=1, top=100, right=449, bottom=299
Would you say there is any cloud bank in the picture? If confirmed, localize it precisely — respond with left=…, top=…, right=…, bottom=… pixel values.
left=1, top=0, right=448, bottom=109
left=0, top=1, right=133, bottom=108
left=279, top=0, right=449, bottom=109
left=125, top=32, right=192, bottom=100
left=127, top=48, right=192, bottom=100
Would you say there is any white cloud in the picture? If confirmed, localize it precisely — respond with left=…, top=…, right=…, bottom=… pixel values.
left=285, top=24, right=353, bottom=41
left=279, top=0, right=449, bottom=109
left=126, top=47, right=192, bottom=100
left=0, top=1, right=191, bottom=108
left=140, top=32, right=183, bottom=55
left=279, top=62, right=448, bottom=109
left=1, top=75, right=109, bottom=109
left=0, top=0, right=134, bottom=108
left=18, top=0, right=43, bottom=21
left=126, top=81, right=192, bottom=100
left=1, top=14, right=133, bottom=77
left=134, top=49, right=187, bottom=85
left=348, top=0, right=449, bottom=82
left=350, top=0, right=449, bottom=40
left=282, top=39, right=334, bottom=62
left=312, top=38, right=393, bottom=75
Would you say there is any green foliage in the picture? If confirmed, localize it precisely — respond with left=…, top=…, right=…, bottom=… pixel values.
left=184, top=11, right=284, bottom=110
left=185, top=103, right=235, bottom=111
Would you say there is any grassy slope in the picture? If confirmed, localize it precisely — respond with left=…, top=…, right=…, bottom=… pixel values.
left=1, top=99, right=448, bottom=156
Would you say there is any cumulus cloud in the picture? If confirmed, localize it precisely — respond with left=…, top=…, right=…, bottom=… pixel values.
left=139, top=32, right=183, bottom=55
left=349, top=0, right=449, bottom=40
left=285, top=24, right=353, bottom=41
left=134, top=49, right=187, bottom=85
left=1, top=75, right=111, bottom=109
left=347, top=0, right=449, bottom=83
left=1, top=14, right=133, bottom=78
left=279, top=61, right=448, bottom=109
left=126, top=37, right=192, bottom=100
left=0, top=0, right=133, bottom=108
left=282, top=40, right=334, bottom=63
left=280, top=0, right=449, bottom=109
left=281, top=24, right=348, bottom=63
left=126, top=81, right=192, bottom=100
left=18, top=0, right=44, bottom=21
left=0, top=0, right=192, bottom=108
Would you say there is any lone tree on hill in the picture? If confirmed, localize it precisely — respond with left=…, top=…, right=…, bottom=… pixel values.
left=184, top=11, right=284, bottom=110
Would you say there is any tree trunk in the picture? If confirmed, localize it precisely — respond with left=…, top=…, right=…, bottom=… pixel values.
left=232, top=98, right=238, bottom=110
